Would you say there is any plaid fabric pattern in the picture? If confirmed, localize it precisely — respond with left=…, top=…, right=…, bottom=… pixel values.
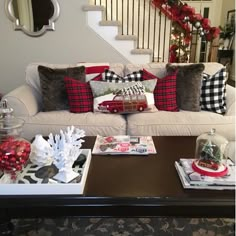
left=64, top=74, right=102, bottom=113
left=142, top=68, right=157, bottom=80
left=104, top=69, right=143, bottom=83
left=200, top=68, right=227, bottom=114
left=142, top=69, right=179, bottom=111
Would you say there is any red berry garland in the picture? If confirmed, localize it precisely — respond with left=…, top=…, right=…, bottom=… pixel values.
left=152, top=0, right=220, bottom=42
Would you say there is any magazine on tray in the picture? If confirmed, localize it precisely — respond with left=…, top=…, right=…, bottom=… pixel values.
left=92, top=135, right=156, bottom=155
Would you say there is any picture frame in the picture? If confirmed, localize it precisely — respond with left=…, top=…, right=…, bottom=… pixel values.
left=227, top=9, right=235, bottom=25
left=227, top=10, right=235, bottom=49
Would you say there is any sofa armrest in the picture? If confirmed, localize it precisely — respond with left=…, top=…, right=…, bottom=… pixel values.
left=3, top=85, right=42, bottom=117
left=225, top=84, right=235, bottom=116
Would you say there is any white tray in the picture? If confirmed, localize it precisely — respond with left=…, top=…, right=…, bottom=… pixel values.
left=0, top=149, right=91, bottom=195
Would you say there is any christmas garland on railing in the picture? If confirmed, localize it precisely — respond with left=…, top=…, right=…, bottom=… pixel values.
left=152, top=0, right=220, bottom=43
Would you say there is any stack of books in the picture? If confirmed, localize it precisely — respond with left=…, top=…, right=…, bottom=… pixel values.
left=175, top=158, right=235, bottom=190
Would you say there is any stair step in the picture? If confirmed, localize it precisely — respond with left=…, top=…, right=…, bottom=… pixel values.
left=99, top=20, right=122, bottom=26
left=84, top=4, right=152, bottom=63
left=131, top=49, right=153, bottom=55
left=115, top=35, right=137, bottom=41
left=82, top=5, right=105, bottom=11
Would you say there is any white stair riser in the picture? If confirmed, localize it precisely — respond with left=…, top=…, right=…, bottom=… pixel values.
left=87, top=11, right=151, bottom=64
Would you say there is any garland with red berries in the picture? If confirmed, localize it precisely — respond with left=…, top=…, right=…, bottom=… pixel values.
left=152, top=0, right=220, bottom=42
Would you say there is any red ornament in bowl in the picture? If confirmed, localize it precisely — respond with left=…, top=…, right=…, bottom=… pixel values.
left=0, top=117, right=31, bottom=180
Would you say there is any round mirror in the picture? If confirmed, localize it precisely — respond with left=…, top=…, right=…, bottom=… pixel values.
left=5, top=0, right=60, bottom=37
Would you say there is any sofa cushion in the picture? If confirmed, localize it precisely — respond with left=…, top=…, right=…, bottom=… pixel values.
left=104, top=69, right=143, bottom=83
left=125, top=63, right=167, bottom=78
left=200, top=67, right=227, bottom=114
left=21, top=111, right=127, bottom=140
left=202, top=62, right=224, bottom=75
left=38, top=65, right=86, bottom=111
left=166, top=63, right=205, bottom=112
left=126, top=111, right=235, bottom=141
left=64, top=74, right=102, bottom=113
left=142, top=69, right=178, bottom=112
left=89, top=80, right=157, bottom=113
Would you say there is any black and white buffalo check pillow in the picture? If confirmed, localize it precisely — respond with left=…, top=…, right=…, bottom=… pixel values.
left=104, top=69, right=143, bottom=83
left=200, top=67, right=227, bottom=114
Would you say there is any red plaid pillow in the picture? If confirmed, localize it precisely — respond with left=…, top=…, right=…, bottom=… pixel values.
left=142, top=69, right=179, bottom=111
left=64, top=74, right=102, bottom=113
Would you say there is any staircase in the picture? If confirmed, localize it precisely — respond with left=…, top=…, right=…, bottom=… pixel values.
left=83, top=6, right=149, bottom=63
left=82, top=0, right=216, bottom=64
left=83, top=0, right=171, bottom=64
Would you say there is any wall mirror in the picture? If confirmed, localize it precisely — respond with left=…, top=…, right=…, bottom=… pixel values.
left=5, top=0, right=60, bottom=37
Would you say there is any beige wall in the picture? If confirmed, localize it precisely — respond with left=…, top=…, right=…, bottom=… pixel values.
left=220, top=0, right=235, bottom=81
left=0, top=0, right=235, bottom=95
left=220, top=0, right=235, bottom=26
left=0, top=0, right=129, bottom=95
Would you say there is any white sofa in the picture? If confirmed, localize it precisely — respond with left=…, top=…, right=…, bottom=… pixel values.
left=3, top=62, right=235, bottom=158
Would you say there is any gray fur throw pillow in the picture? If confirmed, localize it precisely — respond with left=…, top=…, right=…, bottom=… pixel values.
left=166, top=63, right=205, bottom=111
left=38, top=65, right=86, bottom=111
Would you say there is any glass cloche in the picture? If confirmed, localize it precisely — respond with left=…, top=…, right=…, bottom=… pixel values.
left=0, top=100, right=31, bottom=181
left=193, top=128, right=229, bottom=177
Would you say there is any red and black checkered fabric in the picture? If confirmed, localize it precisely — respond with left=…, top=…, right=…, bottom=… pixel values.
left=64, top=74, right=102, bottom=113
left=142, top=69, right=179, bottom=111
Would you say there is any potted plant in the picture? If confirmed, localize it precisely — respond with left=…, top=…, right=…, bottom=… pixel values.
left=219, top=19, right=235, bottom=49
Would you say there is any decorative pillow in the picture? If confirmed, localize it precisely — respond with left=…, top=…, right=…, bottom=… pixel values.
left=89, top=80, right=157, bottom=113
left=38, top=65, right=86, bottom=111
left=142, top=69, right=179, bottom=111
left=26, top=63, right=85, bottom=98
left=64, top=74, right=102, bottom=113
left=166, top=63, right=205, bottom=112
left=78, top=63, right=109, bottom=81
left=200, top=67, right=227, bottom=114
left=104, top=69, right=143, bottom=83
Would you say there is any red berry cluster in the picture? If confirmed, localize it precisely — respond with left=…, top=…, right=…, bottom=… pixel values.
left=0, top=137, right=31, bottom=178
left=152, top=0, right=220, bottom=42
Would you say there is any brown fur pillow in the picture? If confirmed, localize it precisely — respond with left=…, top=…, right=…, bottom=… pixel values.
left=38, top=65, right=85, bottom=111
left=166, top=63, right=205, bottom=111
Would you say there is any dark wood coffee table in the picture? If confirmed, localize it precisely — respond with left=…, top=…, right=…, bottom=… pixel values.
left=0, top=136, right=234, bottom=220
